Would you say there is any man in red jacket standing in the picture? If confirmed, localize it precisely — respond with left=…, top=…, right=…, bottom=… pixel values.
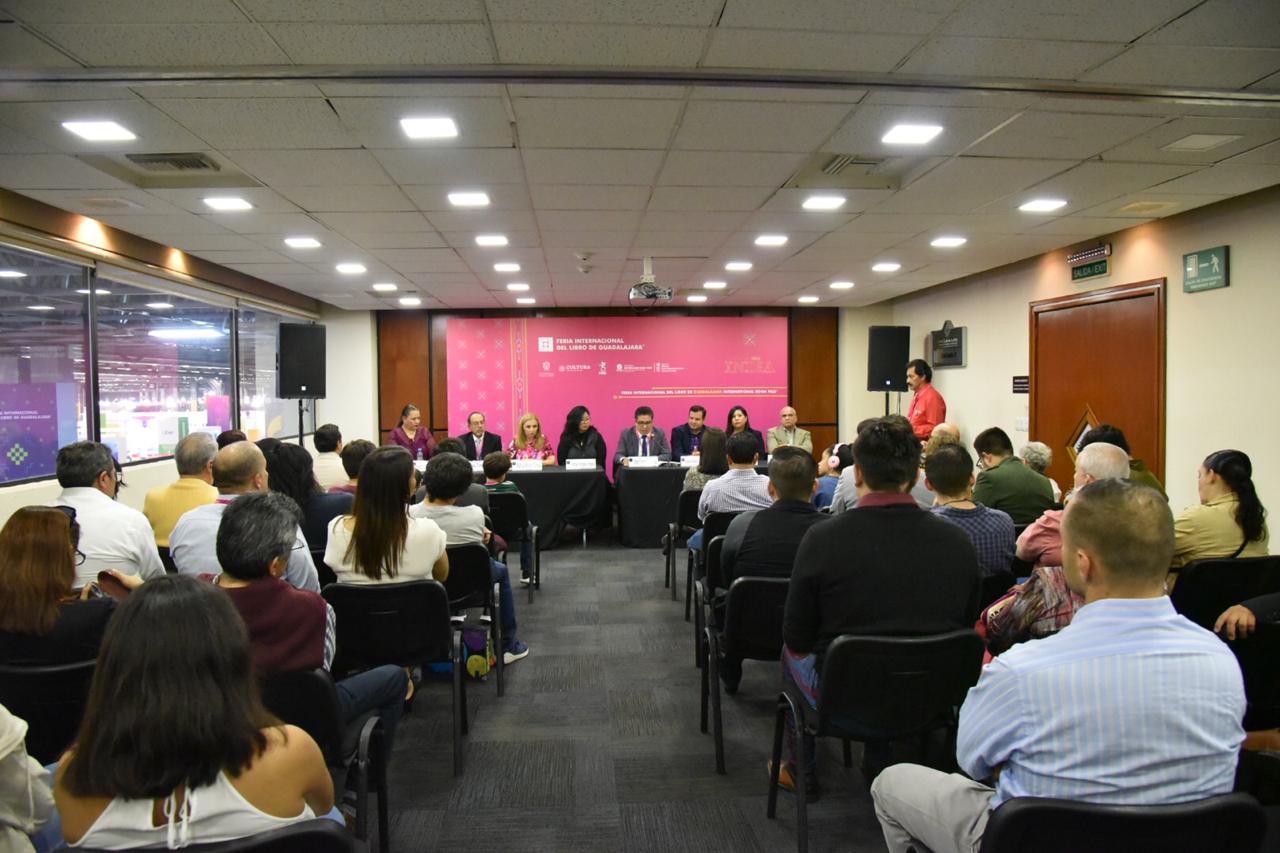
left=906, top=358, right=946, bottom=442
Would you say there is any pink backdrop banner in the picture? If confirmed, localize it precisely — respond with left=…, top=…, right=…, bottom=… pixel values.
left=445, top=316, right=789, bottom=459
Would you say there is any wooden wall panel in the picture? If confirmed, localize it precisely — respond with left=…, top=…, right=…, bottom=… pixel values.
left=428, top=313, right=449, bottom=437
left=376, top=311, right=430, bottom=443
left=789, top=309, right=839, bottom=456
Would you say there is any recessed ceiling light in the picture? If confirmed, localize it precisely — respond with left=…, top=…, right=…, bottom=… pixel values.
left=1019, top=198, right=1068, bottom=213
left=872, top=262, right=901, bottom=272
left=829, top=280, right=854, bottom=290
left=725, top=261, right=752, bottom=271
left=398, top=296, right=422, bottom=307
left=335, top=262, right=367, bottom=274
left=372, top=283, right=398, bottom=292
left=703, top=280, right=727, bottom=290
left=400, top=116, right=458, bottom=140
left=931, top=236, right=968, bottom=248
left=802, top=195, right=846, bottom=211
left=75, top=288, right=111, bottom=295
left=506, top=282, right=530, bottom=292
left=202, top=196, right=253, bottom=211
left=494, top=262, right=521, bottom=273
left=61, top=121, right=135, bottom=141
left=475, top=234, right=508, bottom=247
left=448, top=191, right=490, bottom=207
left=754, top=234, right=788, bottom=247
left=284, top=236, right=321, bottom=249
left=516, top=297, right=537, bottom=305
left=882, top=124, right=943, bottom=145
left=27, top=304, right=55, bottom=311
left=146, top=301, right=173, bottom=309
left=1162, top=133, right=1242, bottom=152
left=0, top=270, right=26, bottom=279
left=797, top=295, right=820, bottom=304
left=687, top=294, right=708, bottom=303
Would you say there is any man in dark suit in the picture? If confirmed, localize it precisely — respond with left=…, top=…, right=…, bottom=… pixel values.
left=457, top=411, right=502, bottom=461
left=613, top=405, right=671, bottom=473
left=670, top=404, right=708, bottom=459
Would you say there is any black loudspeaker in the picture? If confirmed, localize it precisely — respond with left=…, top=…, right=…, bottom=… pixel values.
left=867, top=325, right=910, bottom=392
left=277, top=323, right=326, bottom=399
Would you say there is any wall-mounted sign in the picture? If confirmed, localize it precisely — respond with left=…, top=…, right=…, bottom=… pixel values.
left=930, top=320, right=966, bottom=368
left=1183, top=245, right=1229, bottom=293
left=1071, top=259, right=1109, bottom=281
left=1012, top=376, right=1029, bottom=394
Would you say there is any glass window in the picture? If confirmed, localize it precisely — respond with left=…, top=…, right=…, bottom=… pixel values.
left=238, top=307, right=314, bottom=441
left=0, top=244, right=90, bottom=485
left=94, top=276, right=233, bottom=462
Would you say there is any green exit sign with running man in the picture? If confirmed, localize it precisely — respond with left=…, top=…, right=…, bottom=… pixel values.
left=1183, top=245, right=1229, bottom=293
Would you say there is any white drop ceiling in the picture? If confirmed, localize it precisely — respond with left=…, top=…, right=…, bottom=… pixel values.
left=0, top=0, right=1276, bottom=311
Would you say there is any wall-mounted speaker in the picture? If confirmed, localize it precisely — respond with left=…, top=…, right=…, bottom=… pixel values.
left=866, top=325, right=910, bottom=392
left=277, top=323, right=326, bottom=399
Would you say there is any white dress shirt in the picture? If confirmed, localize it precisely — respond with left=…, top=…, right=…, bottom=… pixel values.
left=312, top=452, right=348, bottom=491
left=169, top=496, right=320, bottom=592
left=52, top=487, right=166, bottom=587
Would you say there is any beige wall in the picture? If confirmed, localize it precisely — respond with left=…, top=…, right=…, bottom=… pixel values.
left=314, top=306, right=378, bottom=445
left=839, top=184, right=1280, bottom=524
left=837, top=302, right=895, bottom=437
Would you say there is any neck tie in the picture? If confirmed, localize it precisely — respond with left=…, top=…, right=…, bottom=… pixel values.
left=641, top=435, right=649, bottom=456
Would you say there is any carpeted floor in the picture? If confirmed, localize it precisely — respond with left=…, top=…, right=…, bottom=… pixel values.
left=380, top=533, right=892, bottom=852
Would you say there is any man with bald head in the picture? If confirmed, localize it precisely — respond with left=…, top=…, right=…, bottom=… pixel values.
left=767, top=406, right=812, bottom=454
left=168, top=441, right=320, bottom=592
left=931, top=422, right=960, bottom=441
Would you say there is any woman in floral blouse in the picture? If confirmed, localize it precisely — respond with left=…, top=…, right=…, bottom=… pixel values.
left=507, top=413, right=557, bottom=465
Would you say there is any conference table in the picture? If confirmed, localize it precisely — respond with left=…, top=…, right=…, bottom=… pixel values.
left=615, top=463, right=771, bottom=548
left=505, top=466, right=611, bottom=549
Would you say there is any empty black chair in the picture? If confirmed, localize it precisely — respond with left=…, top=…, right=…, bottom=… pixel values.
left=1170, top=555, right=1280, bottom=630
left=701, top=576, right=789, bottom=774
left=977, top=792, right=1265, bottom=853
left=321, top=580, right=467, bottom=775
left=687, top=510, right=740, bottom=621
left=260, top=668, right=387, bottom=852
left=667, top=489, right=702, bottom=601
left=488, top=490, right=540, bottom=604
left=692, top=534, right=725, bottom=668
left=78, top=819, right=358, bottom=853
left=443, top=543, right=504, bottom=697
left=767, top=629, right=984, bottom=853
left=158, top=545, right=178, bottom=574
left=0, top=659, right=95, bottom=764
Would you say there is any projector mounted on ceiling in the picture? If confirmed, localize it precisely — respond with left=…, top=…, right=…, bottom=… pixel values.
left=628, top=257, right=673, bottom=311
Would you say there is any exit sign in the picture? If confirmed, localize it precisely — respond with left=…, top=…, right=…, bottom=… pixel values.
left=1071, top=259, right=1108, bottom=281
left=1183, top=245, right=1229, bottom=292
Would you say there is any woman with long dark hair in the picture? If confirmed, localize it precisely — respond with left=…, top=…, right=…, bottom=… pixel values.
left=264, top=442, right=353, bottom=560
left=386, top=403, right=438, bottom=460
left=53, top=575, right=334, bottom=848
left=1171, top=449, right=1269, bottom=568
left=556, top=405, right=606, bottom=469
left=725, top=405, right=766, bottom=459
left=325, top=446, right=448, bottom=584
left=683, top=427, right=728, bottom=491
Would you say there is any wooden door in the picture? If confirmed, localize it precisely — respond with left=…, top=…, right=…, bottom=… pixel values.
left=1029, top=279, right=1166, bottom=495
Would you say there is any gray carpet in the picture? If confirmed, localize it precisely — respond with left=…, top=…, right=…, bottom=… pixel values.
left=381, top=533, right=891, bottom=852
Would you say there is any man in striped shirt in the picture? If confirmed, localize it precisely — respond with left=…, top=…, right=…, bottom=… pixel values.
left=871, top=479, right=1245, bottom=853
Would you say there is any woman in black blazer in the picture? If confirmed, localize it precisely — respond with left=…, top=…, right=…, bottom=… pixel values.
left=557, top=405, right=607, bottom=468
left=726, top=405, right=767, bottom=459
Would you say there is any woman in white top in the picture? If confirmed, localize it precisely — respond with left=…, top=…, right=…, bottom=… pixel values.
left=53, top=574, right=333, bottom=849
left=325, top=445, right=449, bottom=585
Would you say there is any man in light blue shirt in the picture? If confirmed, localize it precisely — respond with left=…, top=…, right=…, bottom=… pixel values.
left=871, top=479, right=1244, bottom=853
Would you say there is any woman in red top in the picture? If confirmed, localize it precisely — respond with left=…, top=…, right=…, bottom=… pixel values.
left=386, top=403, right=437, bottom=460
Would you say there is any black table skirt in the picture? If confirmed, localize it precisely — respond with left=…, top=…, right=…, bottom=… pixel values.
left=506, top=466, right=611, bottom=549
left=616, top=465, right=689, bottom=547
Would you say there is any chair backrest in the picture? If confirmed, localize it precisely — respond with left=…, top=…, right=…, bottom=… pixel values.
left=676, top=489, right=702, bottom=528
left=701, top=511, right=740, bottom=542
left=1170, top=555, right=1280, bottom=630
left=1229, top=621, right=1280, bottom=730
left=0, top=659, right=96, bottom=764
left=258, top=668, right=343, bottom=766
left=704, top=535, right=726, bottom=589
left=77, top=819, right=358, bottom=853
left=442, top=543, right=493, bottom=611
left=312, top=552, right=337, bottom=587
left=978, top=793, right=1265, bottom=853
left=487, top=491, right=530, bottom=541
left=722, top=577, right=789, bottom=662
left=978, top=571, right=1016, bottom=612
left=816, top=630, right=984, bottom=738
left=321, top=580, right=453, bottom=672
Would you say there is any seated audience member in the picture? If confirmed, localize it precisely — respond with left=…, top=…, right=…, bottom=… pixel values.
left=872, top=479, right=1245, bottom=853
left=143, top=432, right=219, bottom=549
left=725, top=405, right=767, bottom=460
left=1217, top=592, right=1280, bottom=641
left=213, top=492, right=407, bottom=751
left=311, top=423, right=347, bottom=491
left=457, top=410, right=502, bottom=461
left=767, top=406, right=813, bottom=453
left=50, top=441, right=165, bottom=587
left=834, top=416, right=934, bottom=513
left=830, top=418, right=878, bottom=514
left=216, top=429, right=247, bottom=449
left=670, top=405, right=708, bottom=459
left=387, top=403, right=437, bottom=460
left=419, top=438, right=489, bottom=514
left=972, top=427, right=1055, bottom=525
left=1079, top=423, right=1165, bottom=499
left=987, top=442, right=1131, bottom=653
left=930, top=422, right=961, bottom=442
left=0, top=506, right=117, bottom=665
left=325, top=446, right=448, bottom=586
left=813, top=443, right=851, bottom=510
left=557, top=405, right=607, bottom=469
left=1, top=702, right=54, bottom=850
left=330, top=439, right=375, bottom=495
left=54, top=575, right=335, bottom=848
left=926, top=444, right=1016, bottom=577
left=1019, top=440, right=1062, bottom=503
left=170, top=442, right=320, bottom=592
left=683, top=428, right=728, bottom=491
left=614, top=405, right=671, bottom=472
left=482, top=452, right=535, bottom=585
left=410, top=453, right=529, bottom=664
left=507, top=413, right=556, bottom=465
left=781, top=417, right=982, bottom=795
left=264, top=442, right=353, bottom=562
left=688, top=432, right=772, bottom=551
left=1171, top=449, right=1269, bottom=570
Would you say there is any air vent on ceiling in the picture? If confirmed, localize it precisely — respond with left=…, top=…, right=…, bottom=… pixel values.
left=785, top=152, right=898, bottom=191
left=1113, top=201, right=1176, bottom=215
left=124, top=152, right=222, bottom=172
left=78, top=197, right=147, bottom=212
left=820, top=154, right=881, bottom=176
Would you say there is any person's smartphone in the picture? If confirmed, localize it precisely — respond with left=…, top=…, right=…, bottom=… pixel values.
left=96, top=570, right=132, bottom=600
left=83, top=582, right=106, bottom=599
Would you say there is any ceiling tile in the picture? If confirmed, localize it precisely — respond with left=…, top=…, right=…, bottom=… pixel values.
left=639, top=209, right=747, bottom=230
left=506, top=83, right=684, bottom=100
left=371, top=148, right=526, bottom=184
left=190, top=248, right=293, bottom=264
left=646, top=186, right=772, bottom=212
left=421, top=209, right=538, bottom=232
left=240, top=1, right=483, bottom=22
left=1101, top=116, right=1280, bottom=164
left=93, top=212, right=231, bottom=235
left=0, top=21, right=81, bottom=67
left=513, top=97, right=684, bottom=149
left=529, top=184, right=650, bottom=210
left=898, top=36, right=1125, bottom=79
left=1141, top=0, right=1280, bottom=48
left=688, top=86, right=867, bottom=104
left=872, top=157, right=1075, bottom=215
left=222, top=149, right=393, bottom=186
left=1230, top=139, right=1280, bottom=165
left=2, top=1, right=248, bottom=23
left=630, top=231, right=729, bottom=251
left=371, top=248, right=469, bottom=273
left=201, top=211, right=322, bottom=235
left=1076, top=191, right=1231, bottom=219
left=312, top=211, right=435, bottom=233
left=539, top=231, right=634, bottom=249
left=522, top=149, right=665, bottom=185
left=317, top=82, right=504, bottom=98
left=939, top=0, right=1199, bottom=41
left=673, top=100, right=854, bottom=153
left=149, top=98, right=360, bottom=148
left=273, top=185, right=417, bottom=212
left=440, top=229, right=542, bottom=248
left=966, top=110, right=1169, bottom=160
left=0, top=153, right=130, bottom=189
left=1079, top=46, right=1280, bottom=88
left=704, top=29, right=922, bottom=73
left=658, top=151, right=807, bottom=187
left=144, top=187, right=302, bottom=215
left=164, top=233, right=271, bottom=251
left=401, top=184, right=530, bottom=211
left=329, top=96, right=512, bottom=148
left=735, top=210, right=855, bottom=232
left=263, top=23, right=492, bottom=64
left=34, top=23, right=290, bottom=65
left=1029, top=216, right=1150, bottom=236
left=535, top=210, right=642, bottom=231
left=486, top=0, right=722, bottom=25
left=1142, top=163, right=1280, bottom=196
left=0, top=98, right=207, bottom=152
left=759, top=188, right=893, bottom=214
left=130, top=82, right=324, bottom=99
left=493, top=23, right=707, bottom=66
left=345, top=231, right=442, bottom=249
left=826, top=104, right=1021, bottom=158
left=718, top=0, right=960, bottom=33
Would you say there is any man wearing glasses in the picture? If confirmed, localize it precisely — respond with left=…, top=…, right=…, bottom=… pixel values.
left=50, top=441, right=166, bottom=587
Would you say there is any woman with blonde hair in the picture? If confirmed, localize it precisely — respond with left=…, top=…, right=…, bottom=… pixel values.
left=507, top=413, right=557, bottom=465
